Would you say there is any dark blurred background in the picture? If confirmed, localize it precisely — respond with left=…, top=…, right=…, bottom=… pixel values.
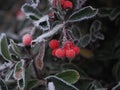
left=0, top=0, right=120, bottom=11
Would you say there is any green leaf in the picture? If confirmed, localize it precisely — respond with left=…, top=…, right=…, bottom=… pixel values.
left=79, top=34, right=91, bottom=47
left=13, top=60, right=25, bottom=90
left=0, top=33, right=12, bottom=61
left=46, top=76, right=79, bottom=90
left=29, top=15, right=39, bottom=20
left=25, top=79, right=40, bottom=90
left=35, top=41, right=45, bottom=70
left=75, top=80, right=103, bottom=90
left=13, top=60, right=24, bottom=80
left=0, top=79, right=9, bottom=90
left=67, top=6, right=98, bottom=22
left=22, top=4, right=42, bottom=20
left=98, top=8, right=120, bottom=21
left=87, top=80, right=103, bottom=90
left=56, top=69, right=80, bottom=84
left=75, top=79, right=92, bottom=90
left=71, top=26, right=81, bottom=39
left=112, top=61, right=120, bottom=81
left=5, top=69, right=14, bottom=81
left=112, top=82, right=120, bottom=90
left=90, top=20, right=102, bottom=33
left=98, top=8, right=112, bottom=17
left=25, top=61, right=33, bottom=82
left=10, top=39, right=20, bottom=57
left=61, top=63, right=90, bottom=80
left=24, top=61, right=39, bottom=90
left=94, top=32, right=104, bottom=40
left=91, top=35, right=97, bottom=42
left=109, top=8, right=120, bottom=20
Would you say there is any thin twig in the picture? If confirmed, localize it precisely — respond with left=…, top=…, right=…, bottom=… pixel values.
left=0, top=61, right=14, bottom=72
left=32, top=24, right=63, bottom=44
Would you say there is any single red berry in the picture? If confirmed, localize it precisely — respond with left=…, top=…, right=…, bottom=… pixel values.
left=63, top=1, right=73, bottom=10
left=52, top=49, right=57, bottom=56
left=22, top=34, right=32, bottom=46
left=63, top=41, right=73, bottom=49
left=72, top=46, right=80, bottom=55
left=49, top=39, right=59, bottom=49
left=55, top=48, right=65, bottom=58
left=66, top=49, right=75, bottom=58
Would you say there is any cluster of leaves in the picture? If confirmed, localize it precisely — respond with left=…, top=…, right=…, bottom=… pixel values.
left=0, top=0, right=120, bottom=90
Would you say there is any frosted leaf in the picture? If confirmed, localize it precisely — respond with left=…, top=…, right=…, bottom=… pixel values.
left=33, top=15, right=50, bottom=31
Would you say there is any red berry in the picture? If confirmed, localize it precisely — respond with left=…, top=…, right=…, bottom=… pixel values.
left=63, top=41, right=73, bottom=49
left=55, top=48, right=65, bottom=58
left=52, top=49, right=57, bottom=56
left=49, top=39, right=59, bottom=49
left=72, top=46, right=80, bottom=55
left=63, top=1, right=73, bottom=10
left=60, top=0, right=65, bottom=5
left=66, top=49, right=75, bottom=58
left=22, top=34, right=32, bottom=46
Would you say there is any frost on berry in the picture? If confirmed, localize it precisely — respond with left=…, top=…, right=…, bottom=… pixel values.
left=22, top=34, right=32, bottom=46
left=55, top=48, right=65, bottom=58
left=66, top=49, right=75, bottom=58
left=49, top=39, right=59, bottom=49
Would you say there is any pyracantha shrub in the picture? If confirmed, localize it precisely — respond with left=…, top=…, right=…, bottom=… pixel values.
left=0, top=0, right=111, bottom=90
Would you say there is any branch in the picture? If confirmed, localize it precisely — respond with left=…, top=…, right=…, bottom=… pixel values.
left=32, top=24, right=63, bottom=44
left=0, top=61, right=14, bottom=72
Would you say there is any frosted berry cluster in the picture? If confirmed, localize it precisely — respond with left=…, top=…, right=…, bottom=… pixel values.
left=49, top=39, right=80, bottom=59
left=54, top=0, right=73, bottom=10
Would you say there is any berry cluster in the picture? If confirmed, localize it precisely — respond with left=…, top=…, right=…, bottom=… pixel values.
left=49, top=39, right=80, bottom=59
left=54, top=0, right=73, bottom=10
